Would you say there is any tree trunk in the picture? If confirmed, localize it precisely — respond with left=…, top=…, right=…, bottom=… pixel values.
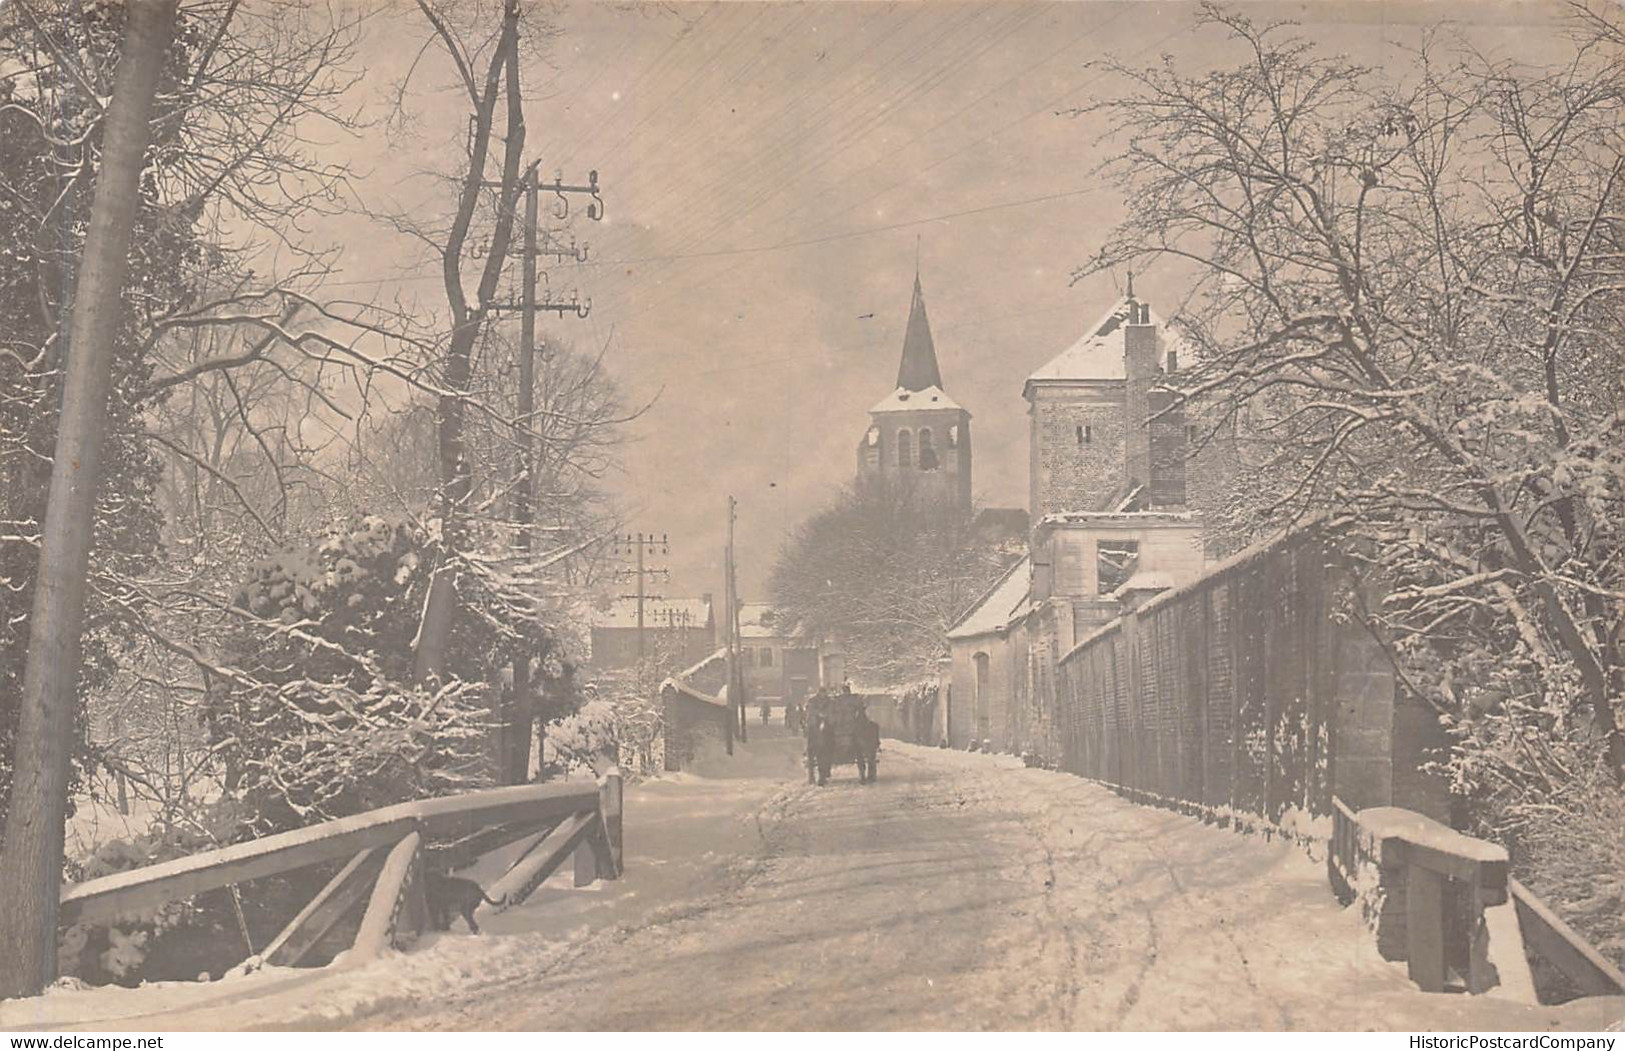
left=413, top=2, right=525, bottom=687
left=0, top=0, right=178, bottom=1000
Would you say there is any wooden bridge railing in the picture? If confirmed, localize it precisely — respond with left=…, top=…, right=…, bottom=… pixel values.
left=1329, top=796, right=1621, bottom=1003
left=59, top=773, right=624, bottom=971
left=1508, top=877, right=1625, bottom=1001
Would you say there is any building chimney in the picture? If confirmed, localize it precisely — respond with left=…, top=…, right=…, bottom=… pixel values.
left=1124, top=300, right=1158, bottom=494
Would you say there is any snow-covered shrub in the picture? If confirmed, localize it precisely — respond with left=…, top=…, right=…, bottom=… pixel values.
left=543, top=698, right=620, bottom=773
left=544, top=681, right=663, bottom=778
left=1472, top=729, right=1625, bottom=970
left=210, top=514, right=579, bottom=829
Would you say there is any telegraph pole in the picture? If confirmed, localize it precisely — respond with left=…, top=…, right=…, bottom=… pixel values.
left=636, top=536, right=646, bottom=666
left=726, top=496, right=747, bottom=742
left=611, top=532, right=669, bottom=675
left=483, top=163, right=602, bottom=784
left=504, top=167, right=540, bottom=784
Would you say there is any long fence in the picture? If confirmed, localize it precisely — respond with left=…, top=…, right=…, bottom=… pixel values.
left=59, top=777, right=623, bottom=972
left=1054, top=524, right=1417, bottom=822
left=1051, top=524, right=1622, bottom=1003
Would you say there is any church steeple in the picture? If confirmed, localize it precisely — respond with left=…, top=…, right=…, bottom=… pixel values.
left=895, top=274, right=944, bottom=392
left=857, top=268, right=972, bottom=514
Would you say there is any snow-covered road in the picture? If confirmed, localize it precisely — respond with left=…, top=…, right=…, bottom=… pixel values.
left=8, top=728, right=1619, bottom=1031
left=360, top=731, right=1620, bottom=1032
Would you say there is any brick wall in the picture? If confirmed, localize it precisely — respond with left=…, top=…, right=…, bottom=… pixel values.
left=1052, top=525, right=1445, bottom=822
left=1147, top=388, right=1187, bottom=507
left=1185, top=411, right=1239, bottom=553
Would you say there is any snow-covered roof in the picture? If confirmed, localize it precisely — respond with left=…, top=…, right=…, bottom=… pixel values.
left=1026, top=296, right=1137, bottom=387
left=659, top=676, right=729, bottom=708
left=1036, top=509, right=1199, bottom=530
left=590, top=596, right=712, bottom=630
left=868, top=384, right=962, bottom=415
left=1110, top=571, right=1177, bottom=598
left=947, top=556, right=1032, bottom=640
left=737, top=602, right=787, bottom=639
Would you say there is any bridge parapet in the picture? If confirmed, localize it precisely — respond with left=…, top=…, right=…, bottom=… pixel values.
left=1332, top=800, right=1512, bottom=995
left=58, top=776, right=624, bottom=976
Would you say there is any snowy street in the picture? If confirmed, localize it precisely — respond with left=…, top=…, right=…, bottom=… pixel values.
left=6, top=728, right=1621, bottom=1031
left=353, top=731, right=1618, bottom=1033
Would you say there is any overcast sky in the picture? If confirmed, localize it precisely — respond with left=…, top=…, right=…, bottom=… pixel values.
left=315, top=0, right=1569, bottom=602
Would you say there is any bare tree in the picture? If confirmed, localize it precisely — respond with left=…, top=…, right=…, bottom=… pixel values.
left=772, top=484, right=1014, bottom=687
left=404, top=0, right=530, bottom=683
left=1077, top=5, right=1625, bottom=785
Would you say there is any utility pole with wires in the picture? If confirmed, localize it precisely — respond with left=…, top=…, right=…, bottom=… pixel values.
left=504, top=167, right=541, bottom=785
left=609, top=532, right=671, bottom=670
left=485, top=163, right=603, bottom=784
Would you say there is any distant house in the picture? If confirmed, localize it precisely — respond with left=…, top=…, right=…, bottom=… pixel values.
left=588, top=595, right=715, bottom=673
left=736, top=603, right=818, bottom=707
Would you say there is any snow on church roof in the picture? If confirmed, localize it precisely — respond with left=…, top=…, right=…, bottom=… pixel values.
left=947, top=555, right=1032, bottom=640
left=869, top=384, right=962, bottom=415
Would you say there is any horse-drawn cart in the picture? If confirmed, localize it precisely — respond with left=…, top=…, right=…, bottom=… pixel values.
left=804, top=690, right=867, bottom=782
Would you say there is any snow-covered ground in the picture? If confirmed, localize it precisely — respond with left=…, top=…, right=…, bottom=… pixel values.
left=4, top=732, right=1621, bottom=1031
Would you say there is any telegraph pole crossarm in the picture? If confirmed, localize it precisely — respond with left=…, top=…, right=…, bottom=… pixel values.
left=609, top=532, right=670, bottom=676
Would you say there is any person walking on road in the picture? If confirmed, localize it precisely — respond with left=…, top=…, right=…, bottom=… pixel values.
left=854, top=708, right=881, bottom=784
left=815, top=713, right=836, bottom=786
left=803, top=693, right=824, bottom=784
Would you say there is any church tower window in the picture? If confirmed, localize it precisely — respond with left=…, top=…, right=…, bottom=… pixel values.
left=918, top=428, right=939, bottom=471
left=897, top=429, right=913, bottom=469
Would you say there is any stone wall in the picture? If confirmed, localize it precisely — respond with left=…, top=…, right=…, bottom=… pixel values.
left=860, top=404, right=972, bottom=513
left=661, top=682, right=733, bottom=772
left=1028, top=385, right=1127, bottom=518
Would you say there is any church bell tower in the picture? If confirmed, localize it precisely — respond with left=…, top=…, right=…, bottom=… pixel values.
left=856, top=272, right=972, bottom=513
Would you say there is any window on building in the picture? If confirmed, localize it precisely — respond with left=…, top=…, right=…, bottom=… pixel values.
left=918, top=427, right=939, bottom=471
left=946, top=424, right=959, bottom=448
left=897, top=428, right=912, bottom=469
left=1097, top=539, right=1140, bottom=595
left=760, top=647, right=773, bottom=668
left=1186, top=424, right=1199, bottom=443
left=1076, top=424, right=1093, bottom=445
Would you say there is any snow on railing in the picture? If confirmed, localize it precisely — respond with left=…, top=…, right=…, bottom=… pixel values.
left=59, top=775, right=624, bottom=973
left=1329, top=795, right=1619, bottom=1004
left=1081, top=777, right=1615, bottom=1004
